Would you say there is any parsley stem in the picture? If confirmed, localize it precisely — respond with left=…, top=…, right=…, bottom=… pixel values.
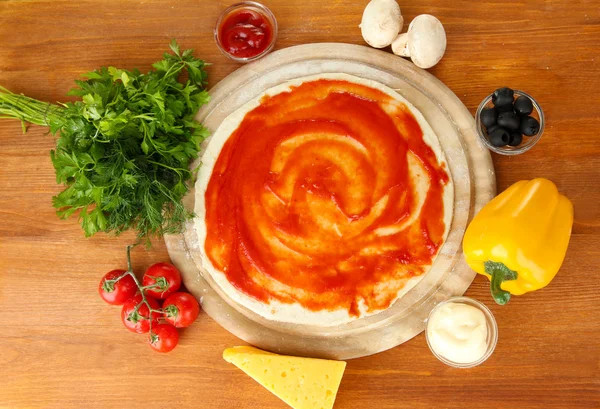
left=147, top=159, right=188, bottom=176
left=0, top=86, right=65, bottom=130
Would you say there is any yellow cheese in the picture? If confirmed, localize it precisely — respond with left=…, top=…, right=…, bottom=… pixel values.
left=223, top=346, right=346, bottom=409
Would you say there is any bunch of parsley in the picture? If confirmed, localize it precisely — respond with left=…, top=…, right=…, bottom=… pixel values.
left=0, top=41, right=210, bottom=240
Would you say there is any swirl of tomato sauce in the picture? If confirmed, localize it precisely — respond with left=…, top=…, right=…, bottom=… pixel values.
left=204, top=79, right=450, bottom=317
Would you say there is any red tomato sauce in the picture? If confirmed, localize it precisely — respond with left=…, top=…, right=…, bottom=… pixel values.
left=218, top=8, right=273, bottom=59
left=204, top=79, right=450, bottom=316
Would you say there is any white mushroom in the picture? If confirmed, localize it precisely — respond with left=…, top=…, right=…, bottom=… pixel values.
left=360, top=0, right=403, bottom=49
left=391, top=14, right=446, bottom=69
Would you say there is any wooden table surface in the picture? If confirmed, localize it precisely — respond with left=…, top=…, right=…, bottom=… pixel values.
left=1, top=1, right=598, bottom=408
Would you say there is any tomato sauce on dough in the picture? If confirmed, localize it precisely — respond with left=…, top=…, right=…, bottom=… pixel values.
left=204, top=79, right=450, bottom=316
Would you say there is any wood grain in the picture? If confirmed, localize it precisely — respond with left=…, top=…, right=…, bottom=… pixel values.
left=0, top=1, right=598, bottom=408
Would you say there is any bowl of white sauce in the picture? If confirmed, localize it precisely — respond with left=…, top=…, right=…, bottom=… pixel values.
left=425, top=296, right=498, bottom=368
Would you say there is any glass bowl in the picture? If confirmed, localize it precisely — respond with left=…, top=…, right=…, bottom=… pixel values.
left=214, top=1, right=278, bottom=63
left=475, top=90, right=544, bottom=155
left=425, top=296, right=498, bottom=368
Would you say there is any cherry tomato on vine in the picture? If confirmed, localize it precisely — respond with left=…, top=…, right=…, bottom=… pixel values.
left=163, top=292, right=200, bottom=328
left=149, top=323, right=179, bottom=353
left=142, top=262, right=181, bottom=299
left=121, top=294, right=162, bottom=334
left=99, top=269, right=137, bottom=305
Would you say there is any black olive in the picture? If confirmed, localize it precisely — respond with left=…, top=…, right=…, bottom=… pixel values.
left=486, top=124, right=499, bottom=134
left=520, top=116, right=540, bottom=136
left=508, top=130, right=522, bottom=146
left=514, top=95, right=533, bottom=116
left=497, top=111, right=521, bottom=131
left=493, top=87, right=514, bottom=99
left=496, top=101, right=514, bottom=112
left=492, top=87, right=514, bottom=108
left=493, top=96, right=513, bottom=111
left=489, top=127, right=511, bottom=147
left=480, top=107, right=497, bottom=128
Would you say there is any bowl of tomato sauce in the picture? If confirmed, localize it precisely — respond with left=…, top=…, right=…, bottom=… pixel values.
left=215, top=1, right=278, bottom=63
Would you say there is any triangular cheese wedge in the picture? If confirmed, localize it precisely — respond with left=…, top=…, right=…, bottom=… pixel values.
left=223, top=346, right=346, bottom=409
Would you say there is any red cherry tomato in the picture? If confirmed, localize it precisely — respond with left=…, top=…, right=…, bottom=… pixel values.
left=99, top=269, right=137, bottom=305
left=142, top=262, right=181, bottom=299
left=148, top=323, right=179, bottom=353
left=163, top=292, right=200, bottom=328
left=121, top=294, right=162, bottom=334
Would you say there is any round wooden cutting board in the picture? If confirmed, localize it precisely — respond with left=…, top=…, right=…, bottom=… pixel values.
left=164, top=43, right=495, bottom=360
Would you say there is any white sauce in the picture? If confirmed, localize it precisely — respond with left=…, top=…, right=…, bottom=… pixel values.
left=426, top=302, right=488, bottom=364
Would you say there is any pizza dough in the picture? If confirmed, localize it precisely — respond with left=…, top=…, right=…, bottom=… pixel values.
left=194, top=73, right=453, bottom=326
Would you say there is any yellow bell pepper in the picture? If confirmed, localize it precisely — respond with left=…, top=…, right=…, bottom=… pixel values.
left=463, top=178, right=573, bottom=305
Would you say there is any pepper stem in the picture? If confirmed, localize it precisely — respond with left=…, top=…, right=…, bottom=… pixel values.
left=484, top=261, right=518, bottom=305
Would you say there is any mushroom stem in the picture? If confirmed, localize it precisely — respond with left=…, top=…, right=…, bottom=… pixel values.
left=391, top=33, right=410, bottom=57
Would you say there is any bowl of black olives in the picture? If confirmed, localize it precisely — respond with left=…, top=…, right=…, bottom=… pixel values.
left=476, top=87, right=544, bottom=155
